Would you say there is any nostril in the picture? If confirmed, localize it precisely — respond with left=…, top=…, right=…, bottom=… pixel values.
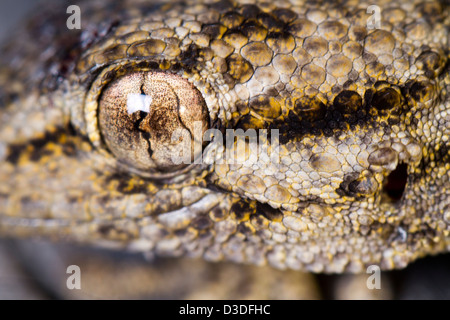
left=383, top=163, right=408, bottom=201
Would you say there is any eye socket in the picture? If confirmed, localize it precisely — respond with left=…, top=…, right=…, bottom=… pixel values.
left=98, top=71, right=210, bottom=173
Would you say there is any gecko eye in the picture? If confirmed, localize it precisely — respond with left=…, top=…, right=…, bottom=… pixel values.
left=98, top=72, right=210, bottom=172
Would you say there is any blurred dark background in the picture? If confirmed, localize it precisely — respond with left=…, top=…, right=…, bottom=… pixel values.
left=0, top=0, right=36, bottom=43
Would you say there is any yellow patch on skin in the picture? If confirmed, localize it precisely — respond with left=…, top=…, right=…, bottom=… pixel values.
left=231, top=203, right=254, bottom=223
left=245, top=26, right=268, bottom=42
left=160, top=60, right=171, bottom=70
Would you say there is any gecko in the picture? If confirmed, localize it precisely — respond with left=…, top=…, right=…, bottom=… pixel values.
left=0, top=0, right=449, bottom=299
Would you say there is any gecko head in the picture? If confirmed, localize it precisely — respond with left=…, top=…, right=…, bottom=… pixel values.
left=0, top=0, right=449, bottom=273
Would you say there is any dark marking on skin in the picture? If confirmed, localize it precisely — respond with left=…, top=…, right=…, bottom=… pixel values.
left=230, top=200, right=253, bottom=221
left=406, top=224, right=438, bottom=242
left=19, top=196, right=32, bottom=206
left=104, top=171, right=131, bottom=183
left=416, top=51, right=443, bottom=77
left=29, top=148, right=54, bottom=162
left=436, top=144, right=450, bottom=163
left=197, top=228, right=214, bottom=242
left=331, top=85, right=343, bottom=95
left=273, top=8, right=297, bottom=24
left=192, top=216, right=213, bottom=230
left=350, top=28, right=367, bottom=42
left=368, top=147, right=397, bottom=166
left=362, top=52, right=377, bottom=64
left=238, top=4, right=262, bottom=19
left=210, top=205, right=228, bottom=220
left=250, top=95, right=281, bottom=118
left=256, top=202, right=283, bottom=221
left=61, top=140, right=78, bottom=157
left=416, top=1, right=445, bottom=24
left=415, top=143, right=450, bottom=172
left=270, top=96, right=368, bottom=144
left=98, top=224, right=115, bottom=236
left=5, top=127, right=79, bottom=164
left=174, top=228, right=189, bottom=238
left=371, top=88, right=402, bottom=110
left=363, top=88, right=375, bottom=106
left=97, top=222, right=137, bottom=239
left=0, top=87, right=19, bottom=110
left=263, top=79, right=419, bottom=144
left=264, top=87, right=279, bottom=97
left=205, top=181, right=229, bottom=194
left=117, top=178, right=149, bottom=195
left=240, top=20, right=267, bottom=38
left=226, top=54, right=254, bottom=83
left=223, top=73, right=237, bottom=90
left=202, top=23, right=226, bottom=39
left=336, top=173, right=361, bottom=198
left=179, top=44, right=202, bottom=71
left=293, top=96, right=327, bottom=122
left=409, top=81, right=434, bottom=101
left=211, top=0, right=235, bottom=13
left=221, top=11, right=244, bottom=28
left=5, top=144, right=24, bottom=164
left=237, top=222, right=253, bottom=237
left=348, top=175, right=378, bottom=196
left=257, top=12, right=285, bottom=32
left=223, top=28, right=245, bottom=39
left=103, top=171, right=162, bottom=194
left=333, top=90, right=362, bottom=114
left=267, top=31, right=292, bottom=43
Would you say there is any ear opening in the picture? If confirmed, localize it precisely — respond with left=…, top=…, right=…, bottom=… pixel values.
left=382, top=162, right=408, bottom=202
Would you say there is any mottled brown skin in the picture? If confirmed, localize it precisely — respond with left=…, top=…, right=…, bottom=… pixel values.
left=0, top=0, right=449, bottom=298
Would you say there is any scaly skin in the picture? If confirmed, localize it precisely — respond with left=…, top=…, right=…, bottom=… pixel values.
left=0, top=0, right=449, bottom=283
